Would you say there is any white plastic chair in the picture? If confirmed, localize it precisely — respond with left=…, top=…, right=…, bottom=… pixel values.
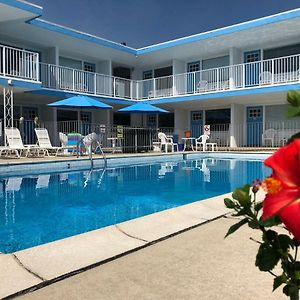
left=5, top=127, right=40, bottom=158
left=157, top=132, right=178, bottom=153
left=195, top=134, right=210, bottom=151
left=35, top=128, right=66, bottom=156
left=196, top=80, right=208, bottom=92
left=259, top=71, right=272, bottom=85
left=262, top=128, right=276, bottom=147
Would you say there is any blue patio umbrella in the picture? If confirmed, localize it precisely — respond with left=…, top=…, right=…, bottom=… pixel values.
left=48, top=95, right=112, bottom=109
left=118, top=102, right=169, bottom=114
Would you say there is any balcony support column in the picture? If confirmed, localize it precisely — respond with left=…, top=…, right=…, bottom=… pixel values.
left=3, top=88, right=14, bottom=145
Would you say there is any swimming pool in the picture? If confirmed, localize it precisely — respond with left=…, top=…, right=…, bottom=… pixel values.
left=0, top=157, right=270, bottom=253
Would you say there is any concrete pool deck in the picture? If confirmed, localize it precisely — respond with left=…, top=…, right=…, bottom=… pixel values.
left=0, top=152, right=274, bottom=298
left=19, top=217, right=286, bottom=300
left=0, top=193, right=229, bottom=299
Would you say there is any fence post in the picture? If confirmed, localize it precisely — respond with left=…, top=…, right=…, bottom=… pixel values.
left=2, top=46, right=6, bottom=76
left=36, top=53, right=40, bottom=81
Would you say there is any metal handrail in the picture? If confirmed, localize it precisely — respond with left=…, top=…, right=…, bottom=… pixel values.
left=76, top=134, right=107, bottom=169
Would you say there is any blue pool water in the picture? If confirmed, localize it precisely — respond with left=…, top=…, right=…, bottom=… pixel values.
left=0, top=158, right=270, bottom=253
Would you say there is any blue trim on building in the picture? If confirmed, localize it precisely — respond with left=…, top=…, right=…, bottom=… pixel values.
left=137, top=9, right=300, bottom=55
left=0, top=78, right=42, bottom=89
left=22, top=5, right=300, bottom=56
left=146, top=84, right=300, bottom=104
left=26, top=89, right=136, bottom=105
left=28, top=19, right=137, bottom=55
left=0, top=0, right=42, bottom=16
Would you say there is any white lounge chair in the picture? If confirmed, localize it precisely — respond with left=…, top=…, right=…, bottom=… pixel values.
left=5, top=127, right=40, bottom=158
left=35, top=128, right=68, bottom=156
left=158, top=132, right=178, bottom=153
left=195, top=134, right=210, bottom=151
left=262, top=128, right=276, bottom=147
left=36, top=174, right=50, bottom=189
left=6, top=177, right=23, bottom=192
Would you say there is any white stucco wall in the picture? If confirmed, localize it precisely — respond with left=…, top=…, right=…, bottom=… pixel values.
left=230, top=103, right=245, bottom=147
left=174, top=109, right=189, bottom=143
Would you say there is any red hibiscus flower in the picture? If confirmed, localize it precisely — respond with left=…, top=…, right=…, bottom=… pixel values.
left=262, top=139, right=300, bottom=241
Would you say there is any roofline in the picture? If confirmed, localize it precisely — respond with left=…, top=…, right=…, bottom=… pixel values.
left=0, top=0, right=43, bottom=16
left=27, top=19, right=138, bottom=55
left=136, top=7, right=300, bottom=55
left=14, top=4, right=300, bottom=56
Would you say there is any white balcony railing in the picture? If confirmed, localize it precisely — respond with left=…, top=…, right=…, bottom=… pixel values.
left=139, top=53, right=300, bottom=99
left=40, top=63, right=138, bottom=99
left=0, top=45, right=39, bottom=81
left=1, top=43, right=300, bottom=100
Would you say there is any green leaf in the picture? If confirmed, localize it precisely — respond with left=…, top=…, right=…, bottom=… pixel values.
left=283, top=284, right=299, bottom=299
left=225, top=218, right=248, bottom=238
left=287, top=106, right=300, bottom=118
left=259, top=216, right=282, bottom=227
left=263, top=230, right=278, bottom=243
left=254, top=201, right=263, bottom=212
left=248, top=220, right=259, bottom=229
left=255, top=243, right=280, bottom=271
left=224, top=198, right=235, bottom=209
left=232, top=185, right=251, bottom=207
left=273, top=274, right=287, bottom=291
left=278, top=234, right=293, bottom=252
left=287, top=90, right=300, bottom=107
left=287, top=132, right=300, bottom=145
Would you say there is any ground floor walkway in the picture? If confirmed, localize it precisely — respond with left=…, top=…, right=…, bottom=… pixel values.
left=20, top=217, right=285, bottom=300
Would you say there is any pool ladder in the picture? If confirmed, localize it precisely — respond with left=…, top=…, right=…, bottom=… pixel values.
left=76, top=136, right=107, bottom=169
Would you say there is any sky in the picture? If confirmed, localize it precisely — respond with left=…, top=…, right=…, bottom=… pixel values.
left=29, top=0, right=300, bottom=48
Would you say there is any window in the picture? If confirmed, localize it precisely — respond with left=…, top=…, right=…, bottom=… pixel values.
left=205, top=109, right=231, bottom=125
left=192, top=112, right=202, bottom=121
left=187, top=62, right=200, bottom=73
left=80, top=112, right=91, bottom=123
left=143, top=70, right=153, bottom=80
left=154, top=66, right=172, bottom=78
left=84, top=62, right=95, bottom=73
left=147, top=114, right=157, bottom=127
left=202, top=56, right=229, bottom=70
left=248, top=108, right=261, bottom=119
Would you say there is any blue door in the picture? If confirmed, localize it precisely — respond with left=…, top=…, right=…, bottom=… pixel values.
left=187, top=62, right=200, bottom=94
left=247, top=106, right=263, bottom=146
left=244, top=50, right=261, bottom=87
left=191, top=111, right=203, bottom=138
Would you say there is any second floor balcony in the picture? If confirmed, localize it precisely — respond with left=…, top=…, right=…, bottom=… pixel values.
left=1, top=44, right=300, bottom=101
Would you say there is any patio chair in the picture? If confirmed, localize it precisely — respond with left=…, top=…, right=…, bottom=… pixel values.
left=5, top=127, right=40, bottom=158
left=262, top=128, right=276, bottom=147
left=5, top=177, right=23, bottom=192
left=35, top=128, right=69, bottom=156
left=196, top=80, right=208, bottom=93
left=36, top=174, right=51, bottom=189
left=195, top=134, right=210, bottom=151
left=259, top=71, right=272, bottom=85
left=158, top=132, right=178, bottom=153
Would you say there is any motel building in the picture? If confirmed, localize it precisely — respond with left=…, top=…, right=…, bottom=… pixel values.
left=1, top=1, right=300, bottom=151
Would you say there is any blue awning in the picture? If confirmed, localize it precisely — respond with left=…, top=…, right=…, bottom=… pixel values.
left=118, top=103, right=169, bottom=113
left=48, top=95, right=112, bottom=109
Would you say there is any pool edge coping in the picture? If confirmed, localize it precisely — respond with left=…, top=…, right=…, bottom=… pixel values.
left=1, top=192, right=231, bottom=299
